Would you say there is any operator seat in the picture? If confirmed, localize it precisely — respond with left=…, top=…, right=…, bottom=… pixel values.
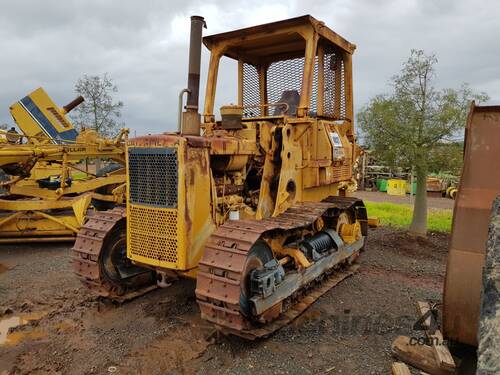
left=273, top=90, right=300, bottom=116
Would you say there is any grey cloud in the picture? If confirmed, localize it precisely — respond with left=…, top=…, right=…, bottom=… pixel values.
left=0, top=0, right=498, bottom=135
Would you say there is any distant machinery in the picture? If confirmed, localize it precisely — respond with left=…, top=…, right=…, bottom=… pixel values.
left=0, top=87, right=127, bottom=242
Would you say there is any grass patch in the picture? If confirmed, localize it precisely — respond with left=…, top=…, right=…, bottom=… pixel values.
left=364, top=201, right=452, bottom=233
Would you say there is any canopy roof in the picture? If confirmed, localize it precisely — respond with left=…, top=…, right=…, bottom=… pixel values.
left=203, top=15, right=356, bottom=63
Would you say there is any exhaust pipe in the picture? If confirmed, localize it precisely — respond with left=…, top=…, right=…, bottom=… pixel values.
left=62, top=95, right=84, bottom=114
left=181, top=15, right=206, bottom=136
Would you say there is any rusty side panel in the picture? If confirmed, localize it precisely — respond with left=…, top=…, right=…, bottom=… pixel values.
left=127, top=134, right=180, bottom=147
left=184, top=146, right=215, bottom=270
left=443, top=104, right=500, bottom=346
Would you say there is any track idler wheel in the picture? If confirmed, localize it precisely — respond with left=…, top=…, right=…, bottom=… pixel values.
left=73, top=208, right=155, bottom=300
left=239, top=241, right=274, bottom=318
left=99, top=222, right=154, bottom=295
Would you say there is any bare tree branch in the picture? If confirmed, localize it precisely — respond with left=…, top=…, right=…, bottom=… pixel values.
left=70, top=73, right=124, bottom=137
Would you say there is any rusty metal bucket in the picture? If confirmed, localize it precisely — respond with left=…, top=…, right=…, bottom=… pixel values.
left=442, top=103, right=500, bottom=346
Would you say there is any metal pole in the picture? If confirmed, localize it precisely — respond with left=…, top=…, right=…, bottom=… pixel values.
left=186, top=16, right=205, bottom=112
left=178, top=88, right=190, bottom=133
left=181, top=15, right=206, bottom=136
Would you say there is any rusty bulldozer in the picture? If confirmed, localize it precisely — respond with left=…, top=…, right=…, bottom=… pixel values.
left=73, top=15, right=368, bottom=338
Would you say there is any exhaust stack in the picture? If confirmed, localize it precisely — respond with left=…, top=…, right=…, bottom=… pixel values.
left=62, top=95, right=84, bottom=114
left=181, top=15, right=206, bottom=136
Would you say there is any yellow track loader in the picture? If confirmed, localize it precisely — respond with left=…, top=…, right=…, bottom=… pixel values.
left=73, top=15, right=367, bottom=338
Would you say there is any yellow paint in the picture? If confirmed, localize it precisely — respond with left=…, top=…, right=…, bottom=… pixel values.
left=387, top=179, right=407, bottom=196
left=367, top=217, right=380, bottom=227
left=273, top=246, right=311, bottom=268
left=72, top=194, right=92, bottom=226
left=339, top=222, right=362, bottom=244
left=0, top=87, right=129, bottom=241
left=9, top=87, right=75, bottom=145
left=126, top=140, right=215, bottom=272
left=0, top=211, right=79, bottom=238
left=123, top=16, right=360, bottom=278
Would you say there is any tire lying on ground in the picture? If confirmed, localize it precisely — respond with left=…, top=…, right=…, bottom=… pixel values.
left=91, top=163, right=124, bottom=211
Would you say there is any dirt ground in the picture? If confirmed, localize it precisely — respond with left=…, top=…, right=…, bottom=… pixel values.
left=355, top=190, right=455, bottom=210
left=0, top=227, right=471, bottom=375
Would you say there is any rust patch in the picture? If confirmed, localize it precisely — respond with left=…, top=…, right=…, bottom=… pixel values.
left=184, top=205, right=193, bottom=239
left=188, top=170, right=195, bottom=186
left=196, top=198, right=363, bottom=339
left=185, top=135, right=209, bottom=148
left=206, top=136, right=239, bottom=154
left=128, top=134, right=180, bottom=147
left=200, top=151, right=208, bottom=173
left=443, top=104, right=500, bottom=346
left=72, top=207, right=156, bottom=300
left=0, top=263, right=9, bottom=274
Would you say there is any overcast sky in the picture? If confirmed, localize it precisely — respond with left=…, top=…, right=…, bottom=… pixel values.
left=1, top=0, right=498, bottom=136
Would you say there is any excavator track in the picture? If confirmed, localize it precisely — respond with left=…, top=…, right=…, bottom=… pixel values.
left=72, top=207, right=156, bottom=301
left=196, top=197, right=366, bottom=339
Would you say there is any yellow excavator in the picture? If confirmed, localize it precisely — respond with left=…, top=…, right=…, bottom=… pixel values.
left=73, top=15, right=367, bottom=338
left=0, top=87, right=127, bottom=242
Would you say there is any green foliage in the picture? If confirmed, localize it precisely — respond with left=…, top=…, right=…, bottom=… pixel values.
left=428, top=171, right=459, bottom=187
left=358, top=50, right=488, bottom=173
left=358, top=49, right=488, bottom=235
left=365, top=201, right=452, bottom=232
left=70, top=73, right=124, bottom=137
left=427, top=142, right=464, bottom=175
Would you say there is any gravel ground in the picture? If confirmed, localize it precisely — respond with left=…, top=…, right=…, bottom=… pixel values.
left=0, top=227, right=471, bottom=375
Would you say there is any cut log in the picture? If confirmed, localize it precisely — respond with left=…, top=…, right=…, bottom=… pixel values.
left=391, top=336, right=454, bottom=375
left=416, top=302, right=455, bottom=371
left=391, top=362, right=411, bottom=375
left=367, top=217, right=380, bottom=227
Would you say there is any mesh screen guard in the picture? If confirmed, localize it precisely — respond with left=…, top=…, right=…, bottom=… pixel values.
left=241, top=48, right=346, bottom=119
left=128, top=147, right=178, bottom=208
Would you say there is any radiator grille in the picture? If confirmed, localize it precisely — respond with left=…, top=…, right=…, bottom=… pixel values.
left=128, top=147, right=177, bottom=207
left=129, top=205, right=178, bottom=264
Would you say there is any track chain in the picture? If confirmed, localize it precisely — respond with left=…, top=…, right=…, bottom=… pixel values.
left=196, top=198, right=365, bottom=339
left=72, top=207, right=155, bottom=300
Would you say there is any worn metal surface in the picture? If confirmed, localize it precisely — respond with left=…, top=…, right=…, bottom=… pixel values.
left=62, top=95, right=84, bottom=114
left=443, top=103, right=500, bottom=346
left=181, top=15, right=205, bottom=136
left=126, top=136, right=214, bottom=272
left=251, top=236, right=363, bottom=315
left=73, top=16, right=367, bottom=340
left=202, top=15, right=355, bottom=128
left=195, top=198, right=364, bottom=339
left=72, top=207, right=155, bottom=299
left=0, top=87, right=129, bottom=241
